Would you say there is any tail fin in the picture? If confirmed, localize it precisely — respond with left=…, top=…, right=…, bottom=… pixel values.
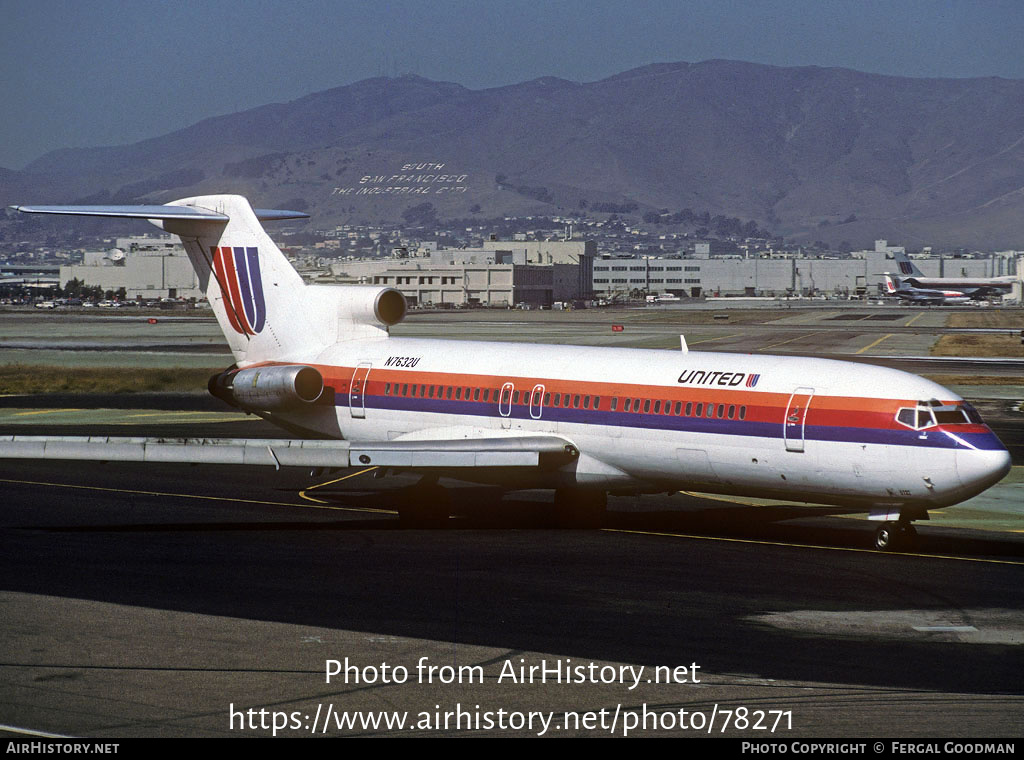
left=12, top=195, right=316, bottom=365
left=163, top=195, right=315, bottom=365
left=883, top=274, right=899, bottom=293
left=891, top=251, right=924, bottom=278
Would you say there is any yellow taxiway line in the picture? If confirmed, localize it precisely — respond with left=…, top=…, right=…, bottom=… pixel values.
left=0, top=476, right=395, bottom=516
left=299, top=467, right=379, bottom=504
left=854, top=333, right=893, bottom=354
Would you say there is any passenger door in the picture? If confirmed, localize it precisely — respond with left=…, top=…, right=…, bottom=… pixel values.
left=349, top=363, right=372, bottom=419
left=784, top=387, right=814, bottom=452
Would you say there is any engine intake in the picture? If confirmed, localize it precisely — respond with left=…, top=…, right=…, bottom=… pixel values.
left=340, top=286, right=407, bottom=327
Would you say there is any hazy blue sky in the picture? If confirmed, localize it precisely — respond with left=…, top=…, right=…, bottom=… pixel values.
left=2, top=0, right=1023, bottom=169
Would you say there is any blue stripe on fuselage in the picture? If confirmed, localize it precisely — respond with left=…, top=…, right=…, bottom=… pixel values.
left=334, top=393, right=1006, bottom=451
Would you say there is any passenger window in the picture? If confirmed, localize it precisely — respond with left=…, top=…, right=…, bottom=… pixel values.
left=402, top=383, right=409, bottom=396
left=553, top=393, right=561, bottom=407
left=728, top=405, right=735, bottom=419
left=695, top=403, right=703, bottom=416
left=717, top=404, right=725, bottom=418
left=474, top=388, right=480, bottom=401
left=706, top=404, right=714, bottom=418
left=643, top=399, right=651, bottom=413
left=594, top=397, right=601, bottom=410
left=512, top=391, right=520, bottom=404
left=584, top=395, right=591, bottom=409
left=654, top=400, right=662, bottom=414
left=674, top=401, right=682, bottom=415
left=685, top=402, right=692, bottom=416
left=611, top=397, right=618, bottom=411
left=573, top=395, right=581, bottom=408
left=624, top=398, right=631, bottom=412
left=544, top=392, right=550, bottom=405
left=739, top=405, right=746, bottom=420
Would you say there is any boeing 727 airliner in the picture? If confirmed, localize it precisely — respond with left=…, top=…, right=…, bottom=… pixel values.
left=3, top=196, right=1012, bottom=550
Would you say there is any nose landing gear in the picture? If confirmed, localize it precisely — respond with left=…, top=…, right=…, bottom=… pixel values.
left=873, top=521, right=918, bottom=552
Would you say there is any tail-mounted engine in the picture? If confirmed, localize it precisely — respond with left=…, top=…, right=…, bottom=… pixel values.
left=337, top=286, right=407, bottom=327
left=209, top=364, right=323, bottom=411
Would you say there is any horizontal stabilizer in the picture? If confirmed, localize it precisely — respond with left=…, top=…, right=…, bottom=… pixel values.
left=10, top=204, right=309, bottom=222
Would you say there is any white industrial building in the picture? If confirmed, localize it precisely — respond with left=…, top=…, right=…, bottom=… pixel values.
left=593, top=246, right=1021, bottom=299
left=60, top=236, right=201, bottom=299
left=325, top=241, right=595, bottom=307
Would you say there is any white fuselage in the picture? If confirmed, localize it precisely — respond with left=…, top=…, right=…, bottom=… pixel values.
left=261, top=337, right=1010, bottom=511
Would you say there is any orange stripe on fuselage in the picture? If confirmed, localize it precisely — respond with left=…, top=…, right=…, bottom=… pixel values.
left=245, top=361, right=958, bottom=432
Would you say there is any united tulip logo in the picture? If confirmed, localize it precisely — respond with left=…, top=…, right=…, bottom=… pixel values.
left=213, top=246, right=266, bottom=335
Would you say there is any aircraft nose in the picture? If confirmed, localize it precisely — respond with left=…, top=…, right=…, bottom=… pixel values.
left=955, top=448, right=1012, bottom=496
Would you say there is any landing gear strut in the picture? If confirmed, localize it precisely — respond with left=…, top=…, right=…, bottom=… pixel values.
left=873, top=521, right=918, bottom=552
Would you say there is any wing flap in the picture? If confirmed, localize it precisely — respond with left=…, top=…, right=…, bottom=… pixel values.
left=0, top=434, right=578, bottom=469
left=0, top=436, right=350, bottom=468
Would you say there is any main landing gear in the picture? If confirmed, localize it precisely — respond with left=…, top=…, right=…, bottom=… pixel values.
left=873, top=520, right=918, bottom=552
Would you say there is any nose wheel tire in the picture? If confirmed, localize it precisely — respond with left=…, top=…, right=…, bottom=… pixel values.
left=874, top=522, right=918, bottom=552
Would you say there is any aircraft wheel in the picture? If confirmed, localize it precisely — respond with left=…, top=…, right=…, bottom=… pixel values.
left=398, top=485, right=451, bottom=528
left=874, top=523, right=899, bottom=552
left=553, top=489, right=607, bottom=528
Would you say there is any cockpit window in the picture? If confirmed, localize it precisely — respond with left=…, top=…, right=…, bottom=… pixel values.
left=962, top=402, right=984, bottom=424
left=897, top=408, right=916, bottom=427
left=897, top=402, right=977, bottom=429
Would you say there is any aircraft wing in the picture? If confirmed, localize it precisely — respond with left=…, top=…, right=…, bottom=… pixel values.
left=0, top=434, right=579, bottom=470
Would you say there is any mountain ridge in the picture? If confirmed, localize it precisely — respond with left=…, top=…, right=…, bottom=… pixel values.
left=7, top=59, right=1024, bottom=247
